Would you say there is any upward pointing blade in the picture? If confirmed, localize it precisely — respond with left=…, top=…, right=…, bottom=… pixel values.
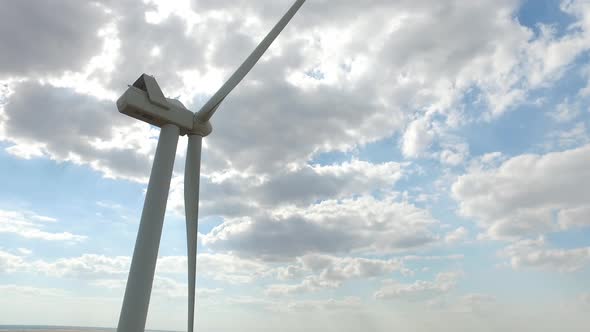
left=194, top=0, right=306, bottom=123
left=184, top=135, right=202, bottom=332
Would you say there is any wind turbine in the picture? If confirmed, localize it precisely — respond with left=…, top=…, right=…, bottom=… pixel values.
left=114, top=1, right=306, bottom=332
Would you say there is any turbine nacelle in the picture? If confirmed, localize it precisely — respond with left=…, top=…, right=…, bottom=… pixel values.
left=116, top=74, right=212, bottom=137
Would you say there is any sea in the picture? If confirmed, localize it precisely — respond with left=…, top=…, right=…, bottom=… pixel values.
left=0, top=326, right=176, bottom=332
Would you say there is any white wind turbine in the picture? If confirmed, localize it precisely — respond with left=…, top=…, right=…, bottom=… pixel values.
left=114, top=1, right=306, bottom=332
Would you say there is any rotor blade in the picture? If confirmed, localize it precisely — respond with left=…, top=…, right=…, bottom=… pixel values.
left=195, top=0, right=306, bottom=123
left=184, top=135, right=202, bottom=332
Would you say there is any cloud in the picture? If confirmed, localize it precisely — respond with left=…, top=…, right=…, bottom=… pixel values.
left=0, top=250, right=269, bottom=309
left=202, top=78, right=403, bottom=174
left=401, top=254, right=464, bottom=262
left=444, top=227, right=468, bottom=244
left=203, top=195, right=441, bottom=260
left=439, top=143, right=469, bottom=167
left=196, top=253, right=273, bottom=284
left=1, top=249, right=422, bottom=305
left=0, top=250, right=276, bottom=288
left=2, top=1, right=590, bottom=330
left=0, top=250, right=28, bottom=273
left=546, top=123, right=590, bottom=149
left=0, top=0, right=109, bottom=78
left=402, top=118, right=435, bottom=158
left=141, top=276, right=186, bottom=298
left=17, top=248, right=33, bottom=256
left=0, top=209, right=86, bottom=242
left=558, top=206, right=590, bottom=229
left=98, top=0, right=211, bottom=95
left=500, top=237, right=590, bottom=273
left=452, top=144, right=590, bottom=239
left=1, top=0, right=589, bottom=185
left=92, top=276, right=222, bottom=299
left=34, top=254, right=130, bottom=279
left=267, top=254, right=404, bottom=296
left=298, top=254, right=403, bottom=282
left=0, top=82, right=157, bottom=182
left=277, top=297, right=362, bottom=313
left=120, top=0, right=590, bottom=176
left=265, top=276, right=340, bottom=297
left=548, top=99, right=582, bottom=123
left=374, top=271, right=462, bottom=300
left=169, top=159, right=404, bottom=218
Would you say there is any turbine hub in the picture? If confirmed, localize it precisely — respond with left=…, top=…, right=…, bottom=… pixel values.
left=188, top=118, right=213, bottom=137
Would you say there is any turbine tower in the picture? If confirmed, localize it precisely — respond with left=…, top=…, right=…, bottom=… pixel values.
left=114, top=1, right=306, bottom=332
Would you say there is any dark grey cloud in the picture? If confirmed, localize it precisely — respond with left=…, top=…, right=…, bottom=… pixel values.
left=1, top=0, right=556, bottom=181
left=206, top=215, right=361, bottom=260
left=202, top=78, right=401, bottom=174
left=169, top=160, right=402, bottom=218
left=103, top=4, right=208, bottom=93
left=277, top=254, right=403, bottom=284
left=2, top=0, right=588, bottom=185
left=0, top=0, right=109, bottom=78
left=185, top=0, right=536, bottom=176
left=1, top=82, right=152, bottom=181
left=202, top=196, right=441, bottom=261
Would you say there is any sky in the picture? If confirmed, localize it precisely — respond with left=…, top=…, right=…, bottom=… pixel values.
left=0, top=0, right=590, bottom=331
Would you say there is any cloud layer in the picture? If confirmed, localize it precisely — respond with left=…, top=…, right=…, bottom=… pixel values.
left=1, top=0, right=590, bottom=331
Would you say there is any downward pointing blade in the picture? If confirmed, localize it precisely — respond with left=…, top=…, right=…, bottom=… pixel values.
left=194, top=0, right=306, bottom=123
left=184, top=135, right=202, bottom=332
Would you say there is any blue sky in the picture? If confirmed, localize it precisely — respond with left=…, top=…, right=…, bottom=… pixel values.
left=1, top=0, right=590, bottom=331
